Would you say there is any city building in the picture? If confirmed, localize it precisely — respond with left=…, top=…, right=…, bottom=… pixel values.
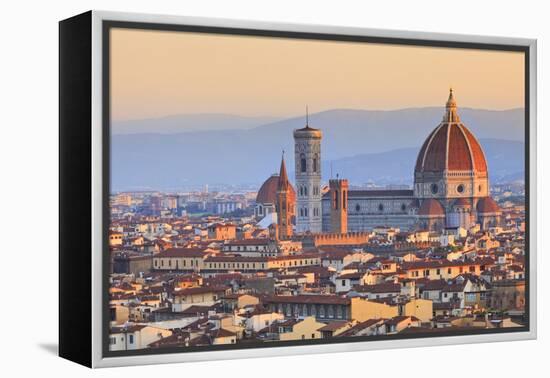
left=294, top=111, right=323, bottom=233
left=320, top=90, right=502, bottom=233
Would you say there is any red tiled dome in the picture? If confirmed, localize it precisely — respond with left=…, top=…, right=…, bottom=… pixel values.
left=418, top=199, right=445, bottom=216
left=476, top=197, right=501, bottom=214
left=256, top=175, right=279, bottom=204
left=415, top=90, right=488, bottom=174
left=256, top=174, right=296, bottom=204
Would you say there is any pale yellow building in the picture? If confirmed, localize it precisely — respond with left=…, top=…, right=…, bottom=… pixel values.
left=278, top=316, right=326, bottom=341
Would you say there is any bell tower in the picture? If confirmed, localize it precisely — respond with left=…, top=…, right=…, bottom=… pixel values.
left=276, top=152, right=293, bottom=240
left=329, top=178, right=348, bottom=234
left=294, top=108, right=322, bottom=233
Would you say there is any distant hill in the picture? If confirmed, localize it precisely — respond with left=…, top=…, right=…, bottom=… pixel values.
left=110, top=108, right=525, bottom=191
left=319, top=139, right=524, bottom=186
left=113, top=114, right=282, bottom=134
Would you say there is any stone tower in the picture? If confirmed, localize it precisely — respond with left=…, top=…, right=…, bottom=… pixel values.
left=293, top=110, right=322, bottom=233
left=276, top=153, right=293, bottom=240
left=329, top=178, right=348, bottom=234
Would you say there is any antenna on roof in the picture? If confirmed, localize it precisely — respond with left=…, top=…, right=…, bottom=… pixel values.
left=306, top=105, right=309, bottom=126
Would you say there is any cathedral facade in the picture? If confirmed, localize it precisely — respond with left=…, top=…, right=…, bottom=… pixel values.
left=257, top=90, right=502, bottom=234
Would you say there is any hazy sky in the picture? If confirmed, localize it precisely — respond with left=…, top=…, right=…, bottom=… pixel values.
left=110, top=28, right=525, bottom=122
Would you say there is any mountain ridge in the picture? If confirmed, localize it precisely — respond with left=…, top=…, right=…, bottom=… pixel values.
left=111, top=108, right=525, bottom=191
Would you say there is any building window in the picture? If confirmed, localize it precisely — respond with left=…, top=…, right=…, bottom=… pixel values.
left=313, top=154, right=318, bottom=172
left=378, top=203, right=384, bottom=212
left=457, top=184, right=464, bottom=194
left=343, top=191, right=347, bottom=209
left=109, top=337, right=116, bottom=345
left=300, top=153, right=306, bottom=173
left=401, top=203, right=407, bottom=211
left=128, top=334, right=134, bottom=344
left=431, top=183, right=439, bottom=195
left=355, top=204, right=360, bottom=212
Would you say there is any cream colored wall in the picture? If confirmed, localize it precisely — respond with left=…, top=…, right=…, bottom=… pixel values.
left=279, top=316, right=325, bottom=341
left=237, top=295, right=260, bottom=309
left=402, top=299, right=433, bottom=322
left=350, top=298, right=399, bottom=322
left=136, top=327, right=172, bottom=349
left=405, top=263, right=486, bottom=280
left=111, top=305, right=129, bottom=325
left=267, top=257, right=320, bottom=269
left=212, top=334, right=237, bottom=345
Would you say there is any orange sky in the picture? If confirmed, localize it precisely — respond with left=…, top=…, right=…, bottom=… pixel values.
left=110, top=28, right=525, bottom=121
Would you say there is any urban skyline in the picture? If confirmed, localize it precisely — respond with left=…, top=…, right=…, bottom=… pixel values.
left=108, top=29, right=526, bottom=354
left=109, top=91, right=526, bottom=352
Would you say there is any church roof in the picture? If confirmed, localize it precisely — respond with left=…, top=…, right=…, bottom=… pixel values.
left=418, top=199, right=445, bottom=216
left=293, top=125, right=322, bottom=138
left=476, top=197, right=501, bottom=214
left=415, top=89, right=488, bottom=174
left=256, top=175, right=280, bottom=204
left=256, top=156, right=296, bottom=205
left=277, top=154, right=290, bottom=191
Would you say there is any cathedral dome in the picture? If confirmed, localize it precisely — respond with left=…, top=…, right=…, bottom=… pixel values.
left=415, top=89, right=488, bottom=174
left=476, top=196, right=501, bottom=214
left=418, top=199, right=445, bottom=216
left=256, top=174, right=296, bottom=204
left=256, top=175, right=280, bottom=204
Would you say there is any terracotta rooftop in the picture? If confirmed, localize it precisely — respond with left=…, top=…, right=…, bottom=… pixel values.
left=418, top=199, right=445, bottom=216
left=477, top=196, right=501, bottom=214
left=415, top=90, right=488, bottom=174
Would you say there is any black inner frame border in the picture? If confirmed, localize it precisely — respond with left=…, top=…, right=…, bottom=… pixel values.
left=102, top=19, right=531, bottom=359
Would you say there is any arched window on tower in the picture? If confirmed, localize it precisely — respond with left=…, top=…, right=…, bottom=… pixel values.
left=343, top=190, right=347, bottom=210
left=304, top=186, right=308, bottom=196
left=300, top=153, right=306, bottom=173
left=313, top=154, right=318, bottom=173
left=334, top=190, right=339, bottom=210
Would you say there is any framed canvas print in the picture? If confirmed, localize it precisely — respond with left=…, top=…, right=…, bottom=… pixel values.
left=59, top=10, right=537, bottom=368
